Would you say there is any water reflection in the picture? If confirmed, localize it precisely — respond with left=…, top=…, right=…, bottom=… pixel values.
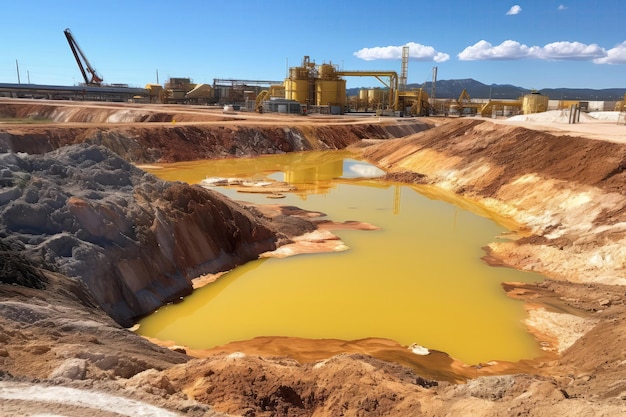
left=139, top=151, right=543, bottom=364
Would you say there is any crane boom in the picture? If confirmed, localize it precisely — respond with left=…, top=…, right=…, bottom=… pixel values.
left=63, top=28, right=103, bottom=86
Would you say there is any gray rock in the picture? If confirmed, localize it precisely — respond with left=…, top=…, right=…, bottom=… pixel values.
left=49, top=358, right=87, bottom=380
left=0, top=144, right=279, bottom=326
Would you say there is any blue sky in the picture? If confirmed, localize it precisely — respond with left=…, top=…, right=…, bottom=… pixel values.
left=1, top=1, right=625, bottom=90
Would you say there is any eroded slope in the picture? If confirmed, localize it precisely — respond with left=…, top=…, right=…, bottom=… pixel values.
left=0, top=144, right=284, bottom=325
left=363, top=118, right=626, bottom=285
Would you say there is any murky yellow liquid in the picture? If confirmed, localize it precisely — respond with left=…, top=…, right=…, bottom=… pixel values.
left=138, top=151, right=543, bottom=364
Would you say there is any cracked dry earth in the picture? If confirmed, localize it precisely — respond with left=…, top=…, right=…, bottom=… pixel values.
left=1, top=100, right=626, bottom=416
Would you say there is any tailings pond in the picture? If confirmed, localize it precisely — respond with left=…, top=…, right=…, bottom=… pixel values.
left=138, top=150, right=544, bottom=364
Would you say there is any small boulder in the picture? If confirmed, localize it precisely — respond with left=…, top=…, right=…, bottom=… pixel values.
left=49, top=358, right=87, bottom=380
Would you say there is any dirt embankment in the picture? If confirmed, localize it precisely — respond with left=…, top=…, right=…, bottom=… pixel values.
left=362, top=118, right=626, bottom=285
left=1, top=101, right=626, bottom=416
left=0, top=100, right=432, bottom=163
left=0, top=122, right=430, bottom=164
left=0, top=240, right=227, bottom=416
left=0, top=144, right=297, bottom=326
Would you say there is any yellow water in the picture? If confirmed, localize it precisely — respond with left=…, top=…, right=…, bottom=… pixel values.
left=137, top=151, right=544, bottom=364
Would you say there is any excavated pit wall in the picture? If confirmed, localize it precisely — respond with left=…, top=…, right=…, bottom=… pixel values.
left=362, top=118, right=626, bottom=286
left=2, top=108, right=626, bottom=415
left=0, top=101, right=200, bottom=123
left=0, top=145, right=286, bottom=326
left=0, top=122, right=430, bottom=164
left=0, top=101, right=432, bottom=163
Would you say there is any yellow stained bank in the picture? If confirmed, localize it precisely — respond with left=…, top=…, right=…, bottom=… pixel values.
left=137, top=151, right=543, bottom=365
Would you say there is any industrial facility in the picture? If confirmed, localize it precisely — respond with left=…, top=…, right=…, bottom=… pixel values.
left=0, top=29, right=622, bottom=117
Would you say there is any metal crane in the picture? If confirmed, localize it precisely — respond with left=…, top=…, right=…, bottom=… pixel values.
left=63, top=28, right=103, bottom=86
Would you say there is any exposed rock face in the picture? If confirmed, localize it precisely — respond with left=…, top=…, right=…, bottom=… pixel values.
left=0, top=144, right=280, bottom=325
left=0, top=122, right=431, bottom=163
left=0, top=101, right=432, bottom=163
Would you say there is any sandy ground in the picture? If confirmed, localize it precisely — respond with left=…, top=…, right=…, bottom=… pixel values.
left=2, top=99, right=626, bottom=416
left=492, top=110, right=626, bottom=142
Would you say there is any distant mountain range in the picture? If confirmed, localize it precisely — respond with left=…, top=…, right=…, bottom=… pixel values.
left=346, top=79, right=626, bottom=101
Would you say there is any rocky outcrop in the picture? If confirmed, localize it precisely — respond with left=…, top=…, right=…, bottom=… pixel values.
left=0, top=144, right=281, bottom=325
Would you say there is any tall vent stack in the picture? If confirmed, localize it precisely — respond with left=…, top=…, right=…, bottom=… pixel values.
left=400, top=46, right=409, bottom=92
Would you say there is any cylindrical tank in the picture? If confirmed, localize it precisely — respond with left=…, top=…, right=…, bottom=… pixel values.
left=284, top=79, right=309, bottom=103
left=318, top=64, right=336, bottom=80
left=358, top=89, right=369, bottom=109
left=368, top=88, right=384, bottom=105
left=290, top=66, right=309, bottom=80
left=523, top=92, right=549, bottom=114
left=316, top=80, right=346, bottom=106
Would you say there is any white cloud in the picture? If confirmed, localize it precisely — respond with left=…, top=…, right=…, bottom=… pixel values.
left=458, top=40, right=536, bottom=60
left=538, top=41, right=605, bottom=60
left=506, top=5, right=522, bottom=15
left=557, top=4, right=567, bottom=11
left=458, top=40, right=607, bottom=61
left=593, top=41, right=626, bottom=64
left=353, top=42, right=450, bottom=62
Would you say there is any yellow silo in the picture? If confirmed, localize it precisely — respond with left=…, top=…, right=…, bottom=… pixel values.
left=284, top=78, right=310, bottom=103
left=357, top=89, right=369, bottom=109
left=290, top=66, right=309, bottom=80
left=523, top=92, right=549, bottom=114
left=285, top=57, right=314, bottom=103
left=369, top=88, right=385, bottom=106
left=318, top=64, right=336, bottom=80
left=316, top=79, right=346, bottom=106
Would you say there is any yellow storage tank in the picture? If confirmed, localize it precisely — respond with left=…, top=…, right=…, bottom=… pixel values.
left=358, top=89, right=369, bottom=109
left=523, top=92, right=549, bottom=114
left=285, top=79, right=310, bottom=103
left=318, top=64, right=336, bottom=80
left=369, top=88, right=384, bottom=105
left=316, top=80, right=346, bottom=106
left=290, top=67, right=310, bottom=80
